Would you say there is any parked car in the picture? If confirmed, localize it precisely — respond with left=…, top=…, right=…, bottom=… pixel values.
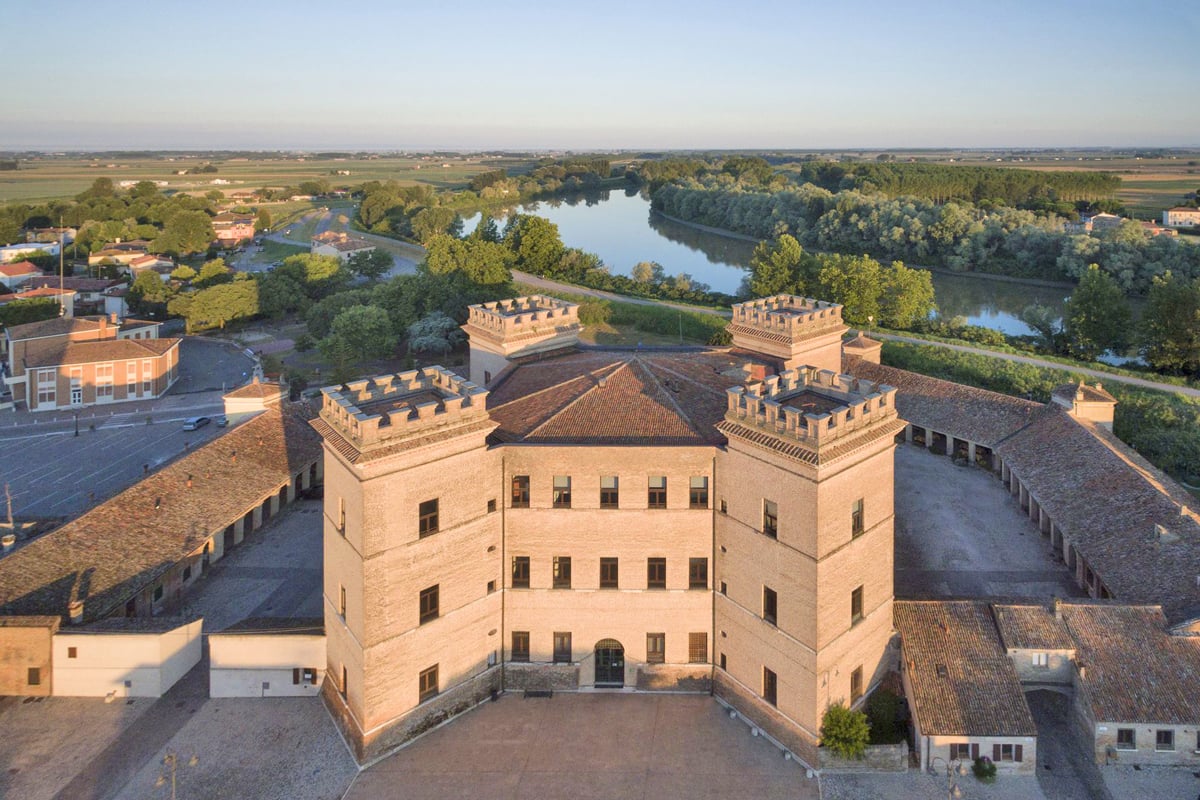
left=182, top=416, right=210, bottom=431
left=215, top=415, right=228, bottom=427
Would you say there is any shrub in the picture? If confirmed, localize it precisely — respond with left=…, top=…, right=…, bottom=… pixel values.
left=865, top=688, right=905, bottom=744
left=820, top=703, right=870, bottom=760
left=972, top=755, right=997, bottom=783
left=578, top=299, right=613, bottom=326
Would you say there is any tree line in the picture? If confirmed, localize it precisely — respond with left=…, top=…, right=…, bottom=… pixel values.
left=650, top=181, right=1200, bottom=296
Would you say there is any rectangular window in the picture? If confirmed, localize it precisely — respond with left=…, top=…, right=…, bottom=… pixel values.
left=996, top=743, right=1018, bottom=762
left=487, top=498, right=496, bottom=513
left=950, top=743, right=971, bottom=761
left=720, top=653, right=727, bottom=670
left=182, top=564, right=192, bottom=581
left=647, top=557, right=666, bottom=589
left=552, top=475, right=572, bottom=508
left=126, top=362, right=137, bottom=395
left=689, top=476, right=708, bottom=508
left=1032, top=652, right=1049, bottom=668
left=720, top=581, right=727, bottom=596
left=763, top=499, right=778, bottom=539
left=68, top=647, right=78, bottom=659
left=341, top=666, right=347, bottom=699
left=1155, top=729, right=1174, bottom=751
left=153, top=584, right=163, bottom=602
left=418, top=499, right=439, bottom=537
left=600, top=476, right=619, bottom=508
left=419, top=584, right=439, bottom=625
left=1116, top=729, right=1135, bottom=750
left=720, top=499, right=727, bottom=514
left=95, top=363, right=113, bottom=400
left=512, top=556, right=530, bottom=588
left=142, top=359, right=152, bottom=395
left=646, top=633, right=665, bottom=664
left=600, top=557, right=619, bottom=589
left=418, top=664, right=439, bottom=703
left=763, top=586, right=777, bottom=625
left=688, top=632, right=707, bottom=664
left=553, top=632, right=572, bottom=663
left=37, top=369, right=56, bottom=405
left=337, top=496, right=346, bottom=533
left=511, top=631, right=530, bottom=662
left=851, top=498, right=864, bottom=537
left=487, top=580, right=496, bottom=594
left=339, top=585, right=346, bottom=617
left=648, top=476, right=667, bottom=509
left=850, top=666, right=863, bottom=703
left=851, top=585, right=864, bottom=625
left=511, top=475, right=529, bottom=508
left=689, top=557, right=708, bottom=590
left=553, top=556, right=572, bottom=589
left=763, top=667, right=777, bottom=706
left=28, top=667, right=41, bottom=686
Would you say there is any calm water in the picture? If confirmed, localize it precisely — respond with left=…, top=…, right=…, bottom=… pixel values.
left=464, top=190, right=1070, bottom=337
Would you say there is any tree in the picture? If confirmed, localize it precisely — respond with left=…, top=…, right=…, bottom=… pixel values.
left=257, top=271, right=309, bottom=318
left=0, top=216, right=19, bottom=246
left=175, top=279, right=259, bottom=332
left=276, top=253, right=350, bottom=299
left=422, top=235, right=512, bottom=286
left=814, top=254, right=882, bottom=326
left=345, top=248, right=393, bottom=282
left=409, top=207, right=461, bottom=244
left=1141, top=272, right=1200, bottom=375
left=130, top=180, right=159, bottom=199
left=820, top=703, right=870, bottom=760
left=878, top=261, right=936, bottom=329
left=748, top=234, right=811, bottom=297
left=0, top=298, right=61, bottom=330
left=1063, top=264, right=1132, bottom=359
left=255, top=208, right=272, bottom=232
left=170, top=265, right=197, bottom=282
left=504, top=215, right=564, bottom=275
left=1019, top=304, right=1064, bottom=354
left=193, top=258, right=233, bottom=289
left=469, top=213, right=501, bottom=243
left=153, top=210, right=215, bottom=255
left=128, top=270, right=175, bottom=316
left=407, top=311, right=465, bottom=357
left=324, top=305, right=397, bottom=361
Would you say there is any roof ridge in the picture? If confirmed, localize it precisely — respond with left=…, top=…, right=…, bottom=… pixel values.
left=628, top=356, right=705, bottom=438
left=487, top=360, right=625, bottom=413
left=524, top=361, right=633, bottom=439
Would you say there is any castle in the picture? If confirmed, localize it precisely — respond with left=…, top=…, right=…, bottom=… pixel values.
left=313, top=295, right=906, bottom=763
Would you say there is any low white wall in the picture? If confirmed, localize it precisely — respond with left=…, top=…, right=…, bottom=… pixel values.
left=208, top=633, right=325, bottom=698
left=52, top=619, right=203, bottom=698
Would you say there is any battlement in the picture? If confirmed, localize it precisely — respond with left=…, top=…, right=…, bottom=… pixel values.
left=319, top=366, right=490, bottom=451
left=465, top=295, right=581, bottom=340
left=727, top=295, right=847, bottom=373
left=730, top=295, right=844, bottom=334
left=723, top=367, right=900, bottom=456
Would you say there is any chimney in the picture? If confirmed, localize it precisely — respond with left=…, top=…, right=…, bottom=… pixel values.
left=1053, top=597, right=1063, bottom=619
left=109, top=312, right=118, bottom=324
left=68, top=599, right=84, bottom=624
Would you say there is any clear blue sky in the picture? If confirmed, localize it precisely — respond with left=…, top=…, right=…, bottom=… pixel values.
left=3, top=0, right=1197, bottom=150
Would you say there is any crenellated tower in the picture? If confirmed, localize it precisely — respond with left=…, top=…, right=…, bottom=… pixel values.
left=313, top=367, right=503, bottom=762
left=712, top=364, right=904, bottom=764
left=462, top=295, right=582, bottom=386
left=726, top=295, right=846, bottom=372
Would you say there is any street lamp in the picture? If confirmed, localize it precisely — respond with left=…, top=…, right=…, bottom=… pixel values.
left=929, top=756, right=968, bottom=799
left=73, top=411, right=79, bottom=438
left=155, top=749, right=199, bottom=800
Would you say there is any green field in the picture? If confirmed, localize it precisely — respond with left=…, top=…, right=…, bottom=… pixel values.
left=0, top=154, right=538, bottom=204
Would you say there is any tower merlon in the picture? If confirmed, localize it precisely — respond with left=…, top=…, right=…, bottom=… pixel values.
left=319, top=366, right=490, bottom=453
left=727, top=295, right=847, bottom=373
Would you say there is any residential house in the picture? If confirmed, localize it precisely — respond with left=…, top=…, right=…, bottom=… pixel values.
left=310, top=231, right=375, bottom=262
left=0, top=242, right=59, bottom=263
left=27, top=276, right=120, bottom=313
left=3, top=315, right=179, bottom=411
left=212, top=212, right=255, bottom=247
left=1163, top=207, right=1200, bottom=228
left=0, top=286, right=76, bottom=318
left=0, top=260, right=44, bottom=290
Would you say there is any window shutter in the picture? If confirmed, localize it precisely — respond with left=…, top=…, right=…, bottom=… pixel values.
left=1015, top=745, right=1023, bottom=762
left=293, top=668, right=300, bottom=685
left=993, top=744, right=1001, bottom=761
left=970, top=743, right=979, bottom=760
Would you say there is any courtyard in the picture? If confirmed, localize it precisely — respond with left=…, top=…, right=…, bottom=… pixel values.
left=892, top=443, right=1085, bottom=601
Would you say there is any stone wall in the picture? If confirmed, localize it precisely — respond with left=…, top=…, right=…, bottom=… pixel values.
left=818, top=742, right=908, bottom=772
left=636, top=664, right=711, bottom=692
left=503, top=662, right=579, bottom=692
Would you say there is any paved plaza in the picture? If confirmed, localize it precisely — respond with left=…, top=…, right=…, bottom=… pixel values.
left=893, top=444, right=1085, bottom=601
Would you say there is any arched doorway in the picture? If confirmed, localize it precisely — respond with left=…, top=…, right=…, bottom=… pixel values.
left=594, top=639, right=624, bottom=687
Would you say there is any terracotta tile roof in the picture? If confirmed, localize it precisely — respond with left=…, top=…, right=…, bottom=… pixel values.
left=0, top=261, right=42, bottom=277
left=1060, top=603, right=1200, bottom=724
left=6, top=316, right=104, bottom=341
left=992, top=604, right=1075, bottom=651
left=225, top=378, right=284, bottom=399
left=23, top=336, right=179, bottom=368
left=487, top=349, right=764, bottom=446
left=1051, top=381, right=1115, bottom=404
left=0, top=407, right=322, bottom=623
left=894, top=600, right=1036, bottom=737
left=996, top=407, right=1200, bottom=622
left=4, top=287, right=75, bottom=300
left=28, top=276, right=119, bottom=293
left=845, top=360, right=1040, bottom=448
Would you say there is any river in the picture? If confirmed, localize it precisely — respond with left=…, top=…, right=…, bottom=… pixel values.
left=463, top=189, right=1072, bottom=337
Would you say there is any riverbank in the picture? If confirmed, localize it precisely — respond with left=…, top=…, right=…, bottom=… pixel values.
left=654, top=209, right=1076, bottom=290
